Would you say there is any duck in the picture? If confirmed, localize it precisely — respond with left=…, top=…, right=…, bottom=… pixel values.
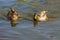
left=6, top=8, right=20, bottom=27
left=34, top=11, right=48, bottom=22
left=6, top=8, right=19, bottom=22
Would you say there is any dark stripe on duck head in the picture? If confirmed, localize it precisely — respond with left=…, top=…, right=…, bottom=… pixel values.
left=10, top=8, right=15, bottom=13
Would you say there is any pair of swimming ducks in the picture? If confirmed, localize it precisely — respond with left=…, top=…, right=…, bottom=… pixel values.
left=6, top=8, right=48, bottom=27
left=6, top=8, right=48, bottom=22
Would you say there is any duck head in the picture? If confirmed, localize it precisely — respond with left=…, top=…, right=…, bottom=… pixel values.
left=10, top=8, right=16, bottom=13
left=33, top=13, right=38, bottom=27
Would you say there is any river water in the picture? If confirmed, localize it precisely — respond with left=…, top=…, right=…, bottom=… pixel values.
left=0, top=0, right=60, bottom=40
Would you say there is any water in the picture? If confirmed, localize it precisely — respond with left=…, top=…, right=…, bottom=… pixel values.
left=0, top=0, right=60, bottom=40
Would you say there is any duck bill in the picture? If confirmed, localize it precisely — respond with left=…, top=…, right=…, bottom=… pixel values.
left=10, top=21, right=17, bottom=27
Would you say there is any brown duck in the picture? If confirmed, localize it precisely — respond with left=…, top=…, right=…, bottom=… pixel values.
left=6, top=8, right=19, bottom=21
left=6, top=8, right=19, bottom=27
